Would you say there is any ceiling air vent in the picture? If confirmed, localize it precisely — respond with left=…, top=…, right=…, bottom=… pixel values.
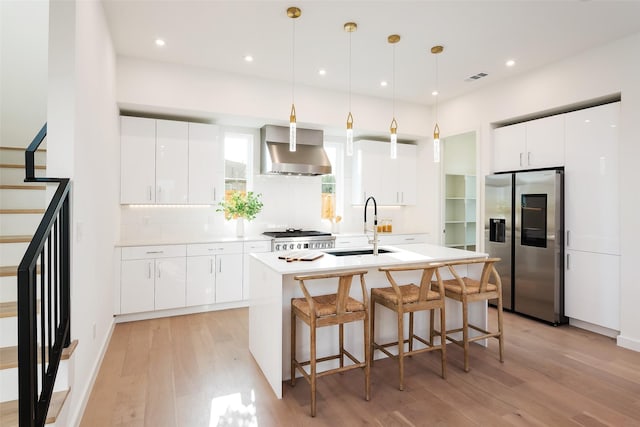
left=465, top=72, right=488, bottom=82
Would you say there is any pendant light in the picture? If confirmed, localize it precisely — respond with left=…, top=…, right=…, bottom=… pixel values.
left=287, top=7, right=301, bottom=152
left=344, top=22, right=357, bottom=156
left=388, top=34, right=400, bottom=159
left=431, top=45, right=444, bottom=163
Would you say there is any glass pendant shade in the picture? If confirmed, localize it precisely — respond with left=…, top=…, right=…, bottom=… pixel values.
left=390, top=117, right=398, bottom=159
left=346, top=112, right=354, bottom=156
left=433, top=123, right=440, bottom=163
left=289, top=104, right=297, bottom=152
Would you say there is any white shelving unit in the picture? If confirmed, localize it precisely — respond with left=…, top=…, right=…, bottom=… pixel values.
left=444, top=174, right=476, bottom=251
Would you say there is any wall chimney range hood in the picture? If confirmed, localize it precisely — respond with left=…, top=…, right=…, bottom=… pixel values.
left=261, top=125, right=332, bottom=176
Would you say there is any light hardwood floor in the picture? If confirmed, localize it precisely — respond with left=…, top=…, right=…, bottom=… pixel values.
left=80, top=308, right=640, bottom=426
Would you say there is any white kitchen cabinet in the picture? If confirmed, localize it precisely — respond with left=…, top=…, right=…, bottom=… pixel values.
left=188, top=123, right=224, bottom=204
left=493, top=114, right=564, bottom=172
left=378, top=233, right=428, bottom=247
left=120, top=244, right=187, bottom=314
left=243, top=240, right=272, bottom=301
left=334, top=235, right=370, bottom=249
left=120, top=116, right=156, bottom=204
left=564, top=102, right=620, bottom=255
left=353, top=141, right=417, bottom=205
left=188, top=242, right=244, bottom=304
left=186, top=255, right=216, bottom=306
left=565, top=249, right=620, bottom=330
left=156, top=119, right=189, bottom=204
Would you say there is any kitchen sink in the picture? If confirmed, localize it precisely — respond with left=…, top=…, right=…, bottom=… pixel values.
left=323, top=248, right=395, bottom=257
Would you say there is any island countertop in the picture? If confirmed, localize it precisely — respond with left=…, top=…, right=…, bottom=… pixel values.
left=250, top=243, right=486, bottom=275
left=248, top=243, right=489, bottom=398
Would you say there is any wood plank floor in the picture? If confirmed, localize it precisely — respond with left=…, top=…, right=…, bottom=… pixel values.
left=80, top=308, right=640, bottom=426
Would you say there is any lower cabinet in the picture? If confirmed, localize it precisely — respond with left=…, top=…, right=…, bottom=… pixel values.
left=243, top=240, right=272, bottom=301
left=215, top=252, right=243, bottom=303
left=120, top=245, right=187, bottom=314
left=187, top=242, right=244, bottom=305
left=565, top=249, right=620, bottom=330
left=186, top=256, right=216, bottom=306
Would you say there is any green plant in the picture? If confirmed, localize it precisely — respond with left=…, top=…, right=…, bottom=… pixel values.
left=217, top=191, right=263, bottom=221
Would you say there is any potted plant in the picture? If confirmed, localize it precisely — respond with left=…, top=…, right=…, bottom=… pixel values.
left=217, top=191, right=264, bottom=236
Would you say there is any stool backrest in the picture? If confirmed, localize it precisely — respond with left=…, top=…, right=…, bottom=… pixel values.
left=294, top=270, right=369, bottom=316
left=379, top=263, right=445, bottom=299
left=441, top=257, right=502, bottom=293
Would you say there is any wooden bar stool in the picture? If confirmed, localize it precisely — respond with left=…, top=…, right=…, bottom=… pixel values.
left=290, top=270, right=370, bottom=417
left=435, top=257, right=504, bottom=372
left=372, top=263, right=447, bottom=391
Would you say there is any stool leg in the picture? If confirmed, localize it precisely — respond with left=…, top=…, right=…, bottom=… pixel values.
left=497, top=294, right=505, bottom=363
left=439, top=306, right=447, bottom=379
left=462, top=298, right=470, bottom=372
left=370, top=298, right=376, bottom=367
left=429, top=309, right=435, bottom=346
left=291, top=309, right=296, bottom=386
left=397, top=308, right=405, bottom=391
left=364, top=311, right=371, bottom=401
left=408, top=312, right=414, bottom=353
left=339, top=323, right=344, bottom=370
left=310, top=319, right=317, bottom=417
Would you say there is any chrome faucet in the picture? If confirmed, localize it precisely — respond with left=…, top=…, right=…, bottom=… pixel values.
left=364, top=196, right=379, bottom=256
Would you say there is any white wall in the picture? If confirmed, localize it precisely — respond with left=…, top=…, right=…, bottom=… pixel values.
left=47, top=0, right=121, bottom=425
left=436, top=32, right=640, bottom=351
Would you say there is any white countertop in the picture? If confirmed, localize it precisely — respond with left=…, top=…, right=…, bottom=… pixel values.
left=116, top=234, right=271, bottom=247
left=251, top=243, right=486, bottom=275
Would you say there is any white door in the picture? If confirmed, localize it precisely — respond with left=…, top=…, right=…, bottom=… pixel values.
left=215, top=253, right=243, bottom=303
left=493, top=122, right=526, bottom=172
left=120, top=259, right=155, bottom=314
left=186, top=255, right=216, bottom=306
left=154, top=257, right=186, bottom=310
left=188, top=123, right=223, bottom=204
left=156, top=119, right=189, bottom=204
left=526, top=114, right=565, bottom=169
left=120, top=116, right=156, bottom=204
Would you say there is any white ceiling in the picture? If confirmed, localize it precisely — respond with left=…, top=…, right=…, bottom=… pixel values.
left=102, top=0, right=640, bottom=107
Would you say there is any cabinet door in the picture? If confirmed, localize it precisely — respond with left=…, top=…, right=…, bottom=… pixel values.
left=526, top=114, right=564, bottom=168
left=154, top=257, right=186, bottom=310
left=121, top=259, right=155, bottom=314
left=395, top=144, right=417, bottom=205
left=565, top=249, right=620, bottom=330
left=493, top=122, right=526, bottom=172
left=242, top=240, right=272, bottom=301
left=186, top=255, right=215, bottom=306
left=156, top=119, right=189, bottom=204
left=120, top=116, right=156, bottom=204
left=188, top=123, right=223, bottom=204
left=565, top=103, right=620, bottom=255
left=354, top=141, right=399, bottom=205
left=215, top=253, right=243, bottom=303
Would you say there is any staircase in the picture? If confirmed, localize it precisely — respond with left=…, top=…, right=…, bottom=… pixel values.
left=0, top=145, right=76, bottom=427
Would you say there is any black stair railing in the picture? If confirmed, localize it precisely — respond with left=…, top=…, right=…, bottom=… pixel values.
left=17, top=123, right=72, bottom=427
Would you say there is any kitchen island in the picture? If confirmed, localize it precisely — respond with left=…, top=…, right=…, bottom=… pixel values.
left=248, top=243, right=487, bottom=398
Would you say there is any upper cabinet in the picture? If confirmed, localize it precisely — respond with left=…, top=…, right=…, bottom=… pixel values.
left=352, top=140, right=417, bottom=205
left=120, top=116, right=221, bottom=205
left=493, top=114, right=564, bottom=172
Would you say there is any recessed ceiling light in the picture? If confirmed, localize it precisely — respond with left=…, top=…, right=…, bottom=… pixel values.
left=318, top=69, right=326, bottom=76
left=432, top=90, right=438, bottom=96
left=155, top=38, right=165, bottom=47
left=244, top=55, right=254, bottom=62
left=506, top=59, right=516, bottom=67
left=380, top=81, right=388, bottom=87
left=584, top=119, right=591, bottom=123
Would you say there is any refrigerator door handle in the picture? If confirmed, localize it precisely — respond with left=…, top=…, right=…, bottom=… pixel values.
left=566, top=230, right=571, bottom=247
left=566, top=253, right=571, bottom=270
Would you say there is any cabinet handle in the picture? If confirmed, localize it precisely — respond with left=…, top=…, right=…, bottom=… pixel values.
left=527, top=152, right=531, bottom=165
left=566, top=230, right=571, bottom=247
left=219, top=258, right=222, bottom=273
left=213, top=187, right=216, bottom=201
left=404, top=237, right=415, bottom=241
left=157, top=186, right=162, bottom=202
left=148, top=262, right=152, bottom=279
left=519, top=153, right=523, bottom=167
left=566, top=253, right=571, bottom=270
left=148, top=186, right=152, bottom=201
left=210, top=258, right=214, bottom=274
left=146, top=251, right=164, bottom=254
left=157, top=262, right=161, bottom=278
left=401, top=192, right=404, bottom=203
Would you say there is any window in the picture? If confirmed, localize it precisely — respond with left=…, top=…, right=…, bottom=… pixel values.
left=321, top=142, right=343, bottom=220
left=224, top=132, right=253, bottom=199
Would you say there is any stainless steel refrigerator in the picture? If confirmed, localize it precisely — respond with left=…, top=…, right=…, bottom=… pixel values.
left=484, top=169, right=567, bottom=325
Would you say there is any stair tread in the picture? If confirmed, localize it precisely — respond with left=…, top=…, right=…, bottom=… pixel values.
left=0, top=300, right=41, bottom=318
left=0, top=185, right=46, bottom=190
left=0, top=340, right=78, bottom=370
left=0, top=164, right=46, bottom=170
left=0, top=147, right=47, bottom=152
left=0, top=235, right=32, bottom=244
left=0, top=209, right=45, bottom=214
left=0, top=388, right=69, bottom=426
left=0, top=265, right=40, bottom=277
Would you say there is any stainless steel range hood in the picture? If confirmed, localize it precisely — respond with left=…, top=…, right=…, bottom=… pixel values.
left=260, top=125, right=332, bottom=176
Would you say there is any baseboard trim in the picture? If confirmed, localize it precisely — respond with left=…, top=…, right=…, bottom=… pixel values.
left=617, top=335, right=640, bottom=352
left=114, top=301, right=249, bottom=324
left=568, top=318, right=619, bottom=339
left=69, top=317, right=115, bottom=427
